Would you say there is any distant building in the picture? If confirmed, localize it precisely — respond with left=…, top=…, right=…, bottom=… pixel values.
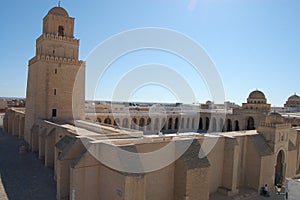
left=0, top=100, right=8, bottom=113
left=285, top=93, right=300, bottom=108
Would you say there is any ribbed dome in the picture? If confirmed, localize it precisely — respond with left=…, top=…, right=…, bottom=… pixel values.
left=288, top=94, right=300, bottom=101
left=248, top=90, right=266, bottom=99
left=48, top=7, right=69, bottom=17
left=265, top=112, right=285, bottom=124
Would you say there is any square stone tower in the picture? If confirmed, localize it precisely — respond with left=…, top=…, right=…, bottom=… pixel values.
left=24, top=6, right=85, bottom=143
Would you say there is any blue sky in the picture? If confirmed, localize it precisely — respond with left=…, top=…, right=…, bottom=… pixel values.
left=0, top=0, right=299, bottom=106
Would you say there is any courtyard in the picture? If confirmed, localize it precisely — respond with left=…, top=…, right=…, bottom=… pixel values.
left=0, top=128, right=56, bottom=200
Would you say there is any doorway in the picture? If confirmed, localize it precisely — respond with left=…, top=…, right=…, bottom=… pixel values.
left=275, top=150, right=285, bottom=185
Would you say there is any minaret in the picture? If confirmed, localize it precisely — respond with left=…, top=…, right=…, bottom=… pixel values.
left=24, top=6, right=85, bottom=143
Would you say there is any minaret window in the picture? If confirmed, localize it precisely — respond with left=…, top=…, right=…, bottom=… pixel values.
left=52, top=109, right=57, bottom=117
left=54, top=89, right=57, bottom=95
left=54, top=68, right=57, bottom=74
left=58, top=26, right=65, bottom=36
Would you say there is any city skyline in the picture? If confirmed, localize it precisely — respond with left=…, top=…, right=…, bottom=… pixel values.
left=0, top=0, right=299, bottom=106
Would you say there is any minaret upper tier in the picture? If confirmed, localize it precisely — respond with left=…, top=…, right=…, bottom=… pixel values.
left=43, top=7, right=74, bottom=37
left=30, top=6, right=82, bottom=65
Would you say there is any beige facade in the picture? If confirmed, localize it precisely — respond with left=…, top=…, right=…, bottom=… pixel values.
left=3, top=5, right=300, bottom=200
left=92, top=90, right=271, bottom=135
left=4, top=109, right=300, bottom=200
left=24, top=6, right=85, bottom=144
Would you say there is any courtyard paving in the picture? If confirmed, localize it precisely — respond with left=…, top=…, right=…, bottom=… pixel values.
left=0, top=128, right=56, bottom=200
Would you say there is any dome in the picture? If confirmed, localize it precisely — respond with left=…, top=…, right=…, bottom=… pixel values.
left=248, top=90, right=266, bottom=99
left=265, top=112, right=285, bottom=124
left=48, top=7, right=69, bottom=17
left=288, top=94, right=300, bottom=102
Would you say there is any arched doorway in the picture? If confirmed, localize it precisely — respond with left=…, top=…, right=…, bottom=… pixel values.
left=234, top=120, right=239, bottom=131
left=247, top=117, right=255, bottom=130
left=205, top=117, right=210, bottom=131
left=104, top=118, right=111, bottom=124
left=275, top=150, right=285, bottom=185
left=198, top=117, right=203, bottom=130
left=227, top=119, right=232, bottom=132
left=219, top=118, right=224, bottom=132
left=168, top=118, right=173, bottom=130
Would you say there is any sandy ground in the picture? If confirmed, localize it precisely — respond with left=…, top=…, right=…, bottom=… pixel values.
left=0, top=128, right=56, bottom=200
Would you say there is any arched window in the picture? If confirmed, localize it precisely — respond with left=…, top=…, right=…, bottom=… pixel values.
left=58, top=25, right=65, bottom=36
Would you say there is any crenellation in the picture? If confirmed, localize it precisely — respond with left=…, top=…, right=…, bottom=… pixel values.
left=36, top=33, right=79, bottom=46
left=29, top=55, right=83, bottom=66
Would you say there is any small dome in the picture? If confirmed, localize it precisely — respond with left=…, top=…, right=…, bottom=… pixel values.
left=288, top=94, right=300, bottom=102
left=206, top=100, right=213, bottom=104
left=248, top=90, right=266, bottom=99
left=48, top=7, right=69, bottom=17
left=265, top=112, right=285, bottom=124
